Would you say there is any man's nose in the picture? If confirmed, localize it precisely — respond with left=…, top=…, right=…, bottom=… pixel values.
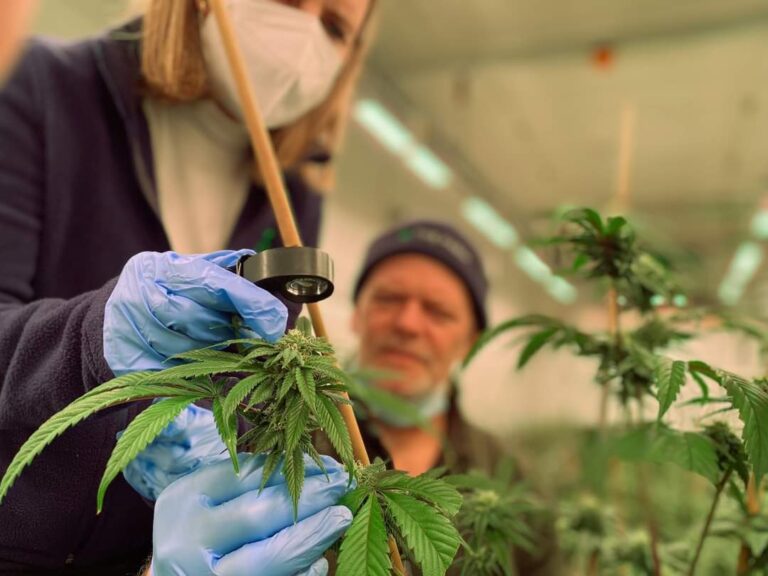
left=392, top=300, right=425, bottom=335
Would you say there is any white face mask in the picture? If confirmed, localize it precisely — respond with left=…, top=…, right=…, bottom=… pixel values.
left=201, top=0, right=343, bottom=128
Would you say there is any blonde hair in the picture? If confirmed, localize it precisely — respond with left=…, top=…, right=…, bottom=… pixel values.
left=138, top=0, right=377, bottom=191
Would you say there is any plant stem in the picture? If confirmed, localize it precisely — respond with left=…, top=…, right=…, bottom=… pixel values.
left=737, top=473, right=761, bottom=574
left=688, top=469, right=733, bottom=576
left=586, top=549, right=600, bottom=576
left=638, top=466, right=663, bottom=576
left=600, top=286, right=621, bottom=434
left=632, top=393, right=663, bottom=576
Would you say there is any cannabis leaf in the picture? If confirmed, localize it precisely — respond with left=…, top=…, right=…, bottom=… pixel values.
left=338, top=461, right=462, bottom=576
left=0, top=377, right=205, bottom=505
left=336, top=495, right=391, bottom=576
left=611, top=424, right=720, bottom=484
left=689, top=362, right=768, bottom=483
left=447, top=464, right=541, bottom=576
left=0, top=321, right=356, bottom=521
left=97, top=395, right=202, bottom=511
left=655, top=358, right=687, bottom=420
left=384, top=491, right=460, bottom=576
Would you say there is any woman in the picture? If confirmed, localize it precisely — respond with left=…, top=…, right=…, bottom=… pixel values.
left=0, top=0, right=374, bottom=573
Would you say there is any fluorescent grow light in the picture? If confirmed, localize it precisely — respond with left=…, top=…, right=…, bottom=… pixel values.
left=353, top=99, right=453, bottom=190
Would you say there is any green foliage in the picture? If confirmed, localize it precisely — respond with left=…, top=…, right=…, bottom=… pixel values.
left=0, top=373, right=204, bottom=506
left=447, top=462, right=541, bottom=576
left=689, top=363, right=768, bottom=484
left=0, top=323, right=355, bottom=521
left=610, top=424, right=720, bottom=485
left=702, top=422, right=750, bottom=487
left=655, top=359, right=687, bottom=420
left=336, top=495, right=392, bottom=576
left=463, top=207, right=768, bottom=575
left=1, top=318, right=471, bottom=575
left=555, top=208, right=679, bottom=311
left=339, top=460, right=463, bottom=576
left=97, top=396, right=200, bottom=511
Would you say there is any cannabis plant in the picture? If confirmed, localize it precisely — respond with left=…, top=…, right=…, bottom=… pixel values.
left=464, top=208, right=768, bottom=575
left=336, top=460, right=462, bottom=576
left=0, top=318, right=463, bottom=575
left=446, top=460, right=542, bottom=576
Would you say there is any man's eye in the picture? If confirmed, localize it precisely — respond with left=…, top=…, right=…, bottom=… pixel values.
left=427, top=306, right=454, bottom=322
left=373, top=293, right=402, bottom=305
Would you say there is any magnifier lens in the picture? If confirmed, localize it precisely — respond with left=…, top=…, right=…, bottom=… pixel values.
left=285, top=277, right=330, bottom=298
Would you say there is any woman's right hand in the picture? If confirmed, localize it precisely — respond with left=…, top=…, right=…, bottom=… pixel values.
left=151, top=453, right=353, bottom=576
left=103, top=249, right=287, bottom=376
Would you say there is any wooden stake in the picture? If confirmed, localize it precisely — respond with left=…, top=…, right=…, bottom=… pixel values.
left=209, top=1, right=405, bottom=572
left=613, top=103, right=635, bottom=215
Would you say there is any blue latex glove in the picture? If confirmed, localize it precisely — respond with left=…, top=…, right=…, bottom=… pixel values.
left=122, top=404, right=227, bottom=501
left=152, top=453, right=353, bottom=576
left=104, top=249, right=287, bottom=376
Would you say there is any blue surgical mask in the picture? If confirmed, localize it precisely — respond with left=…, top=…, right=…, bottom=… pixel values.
left=365, top=385, right=450, bottom=428
left=345, top=354, right=453, bottom=428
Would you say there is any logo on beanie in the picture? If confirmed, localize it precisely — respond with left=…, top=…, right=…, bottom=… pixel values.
left=398, top=226, right=474, bottom=265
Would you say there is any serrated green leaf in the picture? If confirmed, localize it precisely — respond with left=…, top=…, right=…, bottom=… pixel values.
left=280, top=348, right=300, bottom=369
left=79, top=371, right=156, bottom=397
left=340, top=486, right=370, bottom=515
left=295, top=367, right=316, bottom=409
left=517, top=326, right=560, bottom=369
left=463, top=315, right=560, bottom=367
left=571, top=253, right=589, bottom=272
left=717, top=371, right=768, bottom=483
left=143, top=361, right=258, bottom=382
left=611, top=425, right=720, bottom=484
left=690, top=370, right=711, bottom=402
left=283, top=447, right=304, bottom=520
left=245, top=427, right=280, bottom=455
left=222, top=372, right=271, bottom=417
left=303, top=442, right=327, bottom=477
left=285, top=396, right=309, bottom=454
left=314, top=394, right=354, bottom=467
left=239, top=345, right=280, bottom=364
left=276, top=371, right=296, bottom=401
left=688, top=360, right=719, bottom=382
left=245, top=381, right=274, bottom=411
left=383, top=491, right=461, bottom=576
left=378, top=473, right=463, bottom=517
left=337, top=495, right=391, bottom=576
left=562, top=207, right=604, bottom=234
left=656, top=359, right=687, bottom=420
left=168, top=348, right=243, bottom=364
left=260, top=451, right=282, bottom=492
left=213, top=397, right=239, bottom=474
left=305, top=358, right=349, bottom=386
left=0, top=384, right=179, bottom=504
left=605, top=216, right=627, bottom=236
left=97, top=396, right=199, bottom=512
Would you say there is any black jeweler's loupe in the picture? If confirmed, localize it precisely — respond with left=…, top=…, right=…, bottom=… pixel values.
left=233, top=247, right=334, bottom=304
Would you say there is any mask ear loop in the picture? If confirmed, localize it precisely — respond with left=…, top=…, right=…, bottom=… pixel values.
left=207, top=1, right=406, bottom=573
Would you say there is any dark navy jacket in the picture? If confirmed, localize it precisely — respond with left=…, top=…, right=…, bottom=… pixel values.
left=0, top=25, right=322, bottom=574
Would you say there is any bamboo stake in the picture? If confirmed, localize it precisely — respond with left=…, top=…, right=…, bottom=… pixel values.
left=209, top=1, right=405, bottom=572
left=614, top=103, right=635, bottom=214
left=607, top=102, right=662, bottom=575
